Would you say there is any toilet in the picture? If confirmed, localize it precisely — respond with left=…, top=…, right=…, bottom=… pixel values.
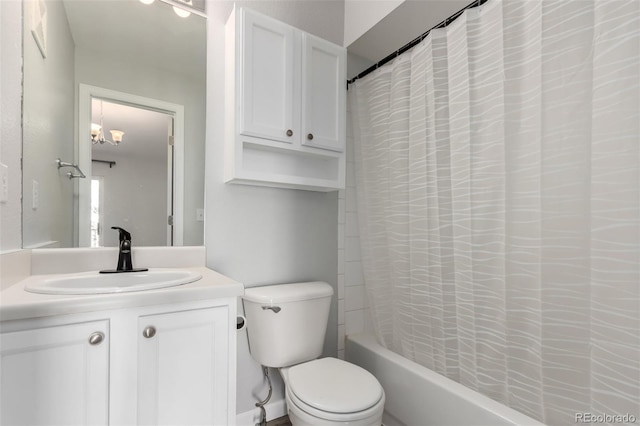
left=243, top=281, right=385, bottom=426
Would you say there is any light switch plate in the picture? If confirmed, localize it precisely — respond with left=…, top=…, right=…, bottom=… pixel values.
left=0, top=163, right=8, bottom=203
left=196, top=208, right=204, bottom=222
left=32, top=179, right=39, bottom=210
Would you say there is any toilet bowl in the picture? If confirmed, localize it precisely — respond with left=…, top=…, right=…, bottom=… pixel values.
left=242, top=282, right=386, bottom=426
left=281, top=357, right=385, bottom=425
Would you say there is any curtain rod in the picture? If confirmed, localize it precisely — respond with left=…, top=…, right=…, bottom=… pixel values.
left=347, top=0, right=488, bottom=86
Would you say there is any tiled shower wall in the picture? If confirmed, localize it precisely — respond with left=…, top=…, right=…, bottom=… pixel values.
left=337, top=106, right=373, bottom=359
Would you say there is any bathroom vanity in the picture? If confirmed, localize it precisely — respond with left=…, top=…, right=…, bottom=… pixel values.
left=0, top=247, right=243, bottom=426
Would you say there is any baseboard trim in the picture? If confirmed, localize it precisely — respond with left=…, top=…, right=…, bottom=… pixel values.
left=236, top=398, right=287, bottom=426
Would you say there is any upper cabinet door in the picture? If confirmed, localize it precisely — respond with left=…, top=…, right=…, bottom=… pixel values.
left=240, top=10, right=298, bottom=144
left=301, top=34, right=346, bottom=152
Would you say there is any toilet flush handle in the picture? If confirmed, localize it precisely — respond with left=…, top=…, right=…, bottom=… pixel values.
left=262, top=306, right=281, bottom=313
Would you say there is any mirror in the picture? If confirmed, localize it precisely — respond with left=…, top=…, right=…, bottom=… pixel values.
left=22, top=0, right=206, bottom=249
left=87, top=97, right=175, bottom=248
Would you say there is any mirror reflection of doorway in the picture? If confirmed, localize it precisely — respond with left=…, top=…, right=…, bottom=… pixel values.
left=89, top=98, right=174, bottom=247
left=78, top=84, right=185, bottom=248
left=90, top=177, right=103, bottom=247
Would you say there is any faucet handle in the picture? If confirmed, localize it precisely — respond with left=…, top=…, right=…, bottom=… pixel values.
left=99, top=226, right=147, bottom=274
left=111, top=226, right=131, bottom=242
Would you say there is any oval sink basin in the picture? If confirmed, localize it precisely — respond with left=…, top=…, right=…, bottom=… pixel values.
left=24, top=269, right=202, bottom=295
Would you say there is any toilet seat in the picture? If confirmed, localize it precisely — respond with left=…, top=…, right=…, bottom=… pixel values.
left=287, top=387, right=384, bottom=422
left=283, top=358, right=385, bottom=422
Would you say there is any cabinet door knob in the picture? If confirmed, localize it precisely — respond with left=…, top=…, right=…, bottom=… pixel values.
left=142, top=326, right=157, bottom=339
left=88, top=331, right=105, bottom=346
left=286, top=129, right=293, bottom=137
left=307, top=133, right=314, bottom=140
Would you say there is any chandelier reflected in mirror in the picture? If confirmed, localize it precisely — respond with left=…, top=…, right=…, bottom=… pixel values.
left=91, top=100, right=124, bottom=145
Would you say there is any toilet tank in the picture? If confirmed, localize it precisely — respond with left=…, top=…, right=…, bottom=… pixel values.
left=243, top=282, right=333, bottom=368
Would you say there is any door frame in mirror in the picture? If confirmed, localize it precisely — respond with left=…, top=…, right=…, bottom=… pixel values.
left=78, top=84, right=185, bottom=247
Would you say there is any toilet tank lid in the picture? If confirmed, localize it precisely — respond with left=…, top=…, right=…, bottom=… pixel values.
left=243, top=281, right=333, bottom=304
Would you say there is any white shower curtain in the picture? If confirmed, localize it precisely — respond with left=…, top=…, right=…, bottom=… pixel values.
left=349, top=1, right=639, bottom=424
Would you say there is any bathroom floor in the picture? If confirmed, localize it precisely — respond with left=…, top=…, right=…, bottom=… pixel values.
left=267, top=415, right=292, bottom=426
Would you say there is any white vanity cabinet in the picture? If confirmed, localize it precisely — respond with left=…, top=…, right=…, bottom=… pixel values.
left=0, top=299, right=235, bottom=426
left=136, top=306, right=230, bottom=425
left=0, top=319, right=110, bottom=426
left=225, top=6, right=346, bottom=191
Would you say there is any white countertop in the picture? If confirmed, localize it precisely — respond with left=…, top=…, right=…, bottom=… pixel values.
left=0, top=247, right=244, bottom=322
left=0, top=267, right=244, bottom=322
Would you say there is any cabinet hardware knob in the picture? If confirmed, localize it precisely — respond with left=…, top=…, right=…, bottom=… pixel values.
left=143, top=326, right=157, bottom=339
left=286, top=129, right=293, bottom=137
left=88, top=332, right=105, bottom=346
left=307, top=133, right=314, bottom=140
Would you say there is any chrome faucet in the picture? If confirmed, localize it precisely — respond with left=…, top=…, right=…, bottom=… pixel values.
left=100, top=226, right=148, bottom=273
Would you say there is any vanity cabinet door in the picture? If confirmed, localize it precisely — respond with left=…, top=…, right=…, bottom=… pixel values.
left=240, top=9, right=298, bottom=144
left=137, top=306, right=230, bottom=425
left=0, top=320, right=109, bottom=426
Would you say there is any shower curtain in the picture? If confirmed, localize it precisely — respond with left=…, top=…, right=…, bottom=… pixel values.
left=349, top=1, right=639, bottom=424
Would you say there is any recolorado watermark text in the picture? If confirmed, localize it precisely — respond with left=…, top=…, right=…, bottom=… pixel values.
left=575, top=413, right=637, bottom=424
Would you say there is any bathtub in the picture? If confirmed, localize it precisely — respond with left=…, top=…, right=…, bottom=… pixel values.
left=345, top=333, right=546, bottom=426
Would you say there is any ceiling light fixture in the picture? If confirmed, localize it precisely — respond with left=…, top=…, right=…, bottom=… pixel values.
left=91, top=101, right=125, bottom=145
left=140, top=0, right=194, bottom=18
left=172, top=0, right=192, bottom=18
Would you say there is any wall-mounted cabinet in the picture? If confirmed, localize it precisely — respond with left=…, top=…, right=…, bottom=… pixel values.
left=225, top=6, right=346, bottom=191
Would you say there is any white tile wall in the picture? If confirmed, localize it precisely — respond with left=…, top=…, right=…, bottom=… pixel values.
left=345, top=187, right=358, bottom=212
left=337, top=160, right=346, bottom=360
left=337, top=106, right=372, bottom=356
left=345, top=261, right=364, bottom=286
left=345, top=285, right=365, bottom=311
left=345, top=237, right=361, bottom=262
left=345, top=310, right=365, bottom=335
left=345, top=212, right=359, bottom=237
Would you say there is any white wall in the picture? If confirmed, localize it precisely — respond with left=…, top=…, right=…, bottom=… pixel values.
left=225, top=1, right=345, bottom=45
left=75, top=49, right=206, bottom=246
left=93, top=152, right=167, bottom=248
left=22, top=0, right=75, bottom=249
left=0, top=0, right=23, bottom=252
left=347, top=51, right=374, bottom=80
left=343, top=0, right=403, bottom=47
left=205, top=1, right=344, bottom=419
